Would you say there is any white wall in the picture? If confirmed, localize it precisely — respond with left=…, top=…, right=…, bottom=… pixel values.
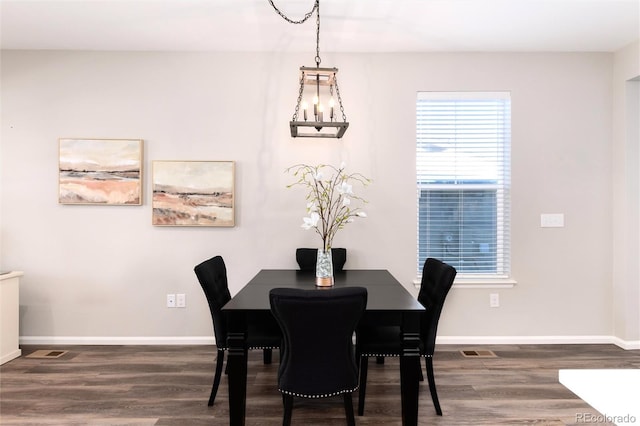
left=612, top=40, right=640, bottom=347
left=0, top=50, right=623, bottom=344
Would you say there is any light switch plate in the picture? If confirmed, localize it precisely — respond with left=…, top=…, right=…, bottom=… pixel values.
left=176, top=293, right=186, bottom=308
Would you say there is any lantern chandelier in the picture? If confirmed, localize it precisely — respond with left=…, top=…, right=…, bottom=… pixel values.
left=268, top=0, right=349, bottom=139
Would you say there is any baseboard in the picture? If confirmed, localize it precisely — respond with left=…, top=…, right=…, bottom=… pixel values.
left=437, top=335, right=640, bottom=350
left=610, top=336, right=640, bottom=350
left=19, top=336, right=216, bottom=345
left=1, top=349, right=22, bottom=365
left=19, top=335, right=640, bottom=350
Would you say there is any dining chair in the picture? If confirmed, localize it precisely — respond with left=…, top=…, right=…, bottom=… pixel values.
left=269, top=287, right=368, bottom=426
left=194, top=255, right=281, bottom=406
left=295, top=248, right=347, bottom=272
left=356, top=257, right=457, bottom=416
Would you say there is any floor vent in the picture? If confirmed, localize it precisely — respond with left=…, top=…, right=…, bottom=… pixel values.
left=460, top=349, right=497, bottom=358
left=26, top=350, right=69, bottom=359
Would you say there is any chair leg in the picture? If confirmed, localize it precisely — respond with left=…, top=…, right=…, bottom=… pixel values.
left=263, top=348, right=273, bottom=364
left=425, top=356, right=442, bottom=415
left=282, top=394, right=294, bottom=426
left=357, top=356, right=369, bottom=416
left=343, top=393, right=356, bottom=426
left=208, top=349, right=225, bottom=406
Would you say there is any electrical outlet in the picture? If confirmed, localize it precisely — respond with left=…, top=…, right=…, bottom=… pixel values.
left=176, top=293, right=186, bottom=308
left=167, top=294, right=176, bottom=308
left=489, top=293, right=500, bottom=308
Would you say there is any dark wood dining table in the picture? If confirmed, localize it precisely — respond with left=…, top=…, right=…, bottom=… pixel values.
left=221, top=269, right=425, bottom=426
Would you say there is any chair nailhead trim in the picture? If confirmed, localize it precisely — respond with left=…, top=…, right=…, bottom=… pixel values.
left=218, top=346, right=278, bottom=351
left=361, top=353, right=433, bottom=358
left=279, top=386, right=358, bottom=399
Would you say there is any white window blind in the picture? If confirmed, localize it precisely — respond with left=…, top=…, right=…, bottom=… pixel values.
left=417, top=92, right=511, bottom=278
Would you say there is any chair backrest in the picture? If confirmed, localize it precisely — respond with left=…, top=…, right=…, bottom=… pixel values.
left=295, top=248, right=347, bottom=272
left=194, top=255, right=231, bottom=349
left=269, top=287, right=367, bottom=397
left=417, top=258, right=457, bottom=356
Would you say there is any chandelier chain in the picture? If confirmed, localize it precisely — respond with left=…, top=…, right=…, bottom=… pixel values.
left=267, top=0, right=318, bottom=25
left=267, top=0, right=321, bottom=66
left=315, top=1, right=321, bottom=66
left=292, top=74, right=305, bottom=121
left=334, top=74, right=347, bottom=122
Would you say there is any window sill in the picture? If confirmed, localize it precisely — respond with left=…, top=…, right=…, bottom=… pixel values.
left=413, top=277, right=517, bottom=289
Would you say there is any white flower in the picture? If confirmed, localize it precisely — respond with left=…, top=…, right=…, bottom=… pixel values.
left=314, top=171, right=324, bottom=181
left=342, top=197, right=351, bottom=206
left=356, top=211, right=367, bottom=218
left=340, top=161, right=346, bottom=169
left=301, top=212, right=320, bottom=230
left=338, top=181, right=353, bottom=195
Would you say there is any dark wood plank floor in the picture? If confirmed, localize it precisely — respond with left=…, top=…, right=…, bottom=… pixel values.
left=1, top=344, right=639, bottom=425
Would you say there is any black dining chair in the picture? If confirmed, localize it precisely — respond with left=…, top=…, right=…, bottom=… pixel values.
left=194, top=255, right=281, bottom=406
left=296, top=248, right=347, bottom=272
left=356, top=258, right=456, bottom=416
left=269, top=287, right=368, bottom=426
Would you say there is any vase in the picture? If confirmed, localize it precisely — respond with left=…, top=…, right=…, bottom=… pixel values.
left=315, top=248, right=334, bottom=287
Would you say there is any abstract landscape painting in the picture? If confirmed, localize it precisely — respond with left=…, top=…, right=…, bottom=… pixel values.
left=152, top=161, right=235, bottom=227
left=59, top=139, right=143, bottom=205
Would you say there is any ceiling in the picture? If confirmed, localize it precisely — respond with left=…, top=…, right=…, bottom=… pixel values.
left=1, top=0, right=638, bottom=53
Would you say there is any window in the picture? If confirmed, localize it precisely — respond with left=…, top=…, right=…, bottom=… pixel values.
left=417, top=92, right=511, bottom=279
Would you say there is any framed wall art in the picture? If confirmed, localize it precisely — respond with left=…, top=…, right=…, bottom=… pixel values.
left=152, top=160, right=235, bottom=227
left=58, top=138, right=143, bottom=205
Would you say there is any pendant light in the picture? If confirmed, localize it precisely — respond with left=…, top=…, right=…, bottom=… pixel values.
left=268, top=0, right=349, bottom=139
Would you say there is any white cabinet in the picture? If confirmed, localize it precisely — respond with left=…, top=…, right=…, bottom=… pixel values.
left=1, top=271, right=22, bottom=364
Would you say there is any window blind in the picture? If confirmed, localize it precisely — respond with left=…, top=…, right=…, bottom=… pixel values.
left=416, top=92, right=511, bottom=278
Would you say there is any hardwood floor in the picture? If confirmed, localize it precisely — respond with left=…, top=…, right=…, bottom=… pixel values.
left=1, top=344, right=639, bottom=425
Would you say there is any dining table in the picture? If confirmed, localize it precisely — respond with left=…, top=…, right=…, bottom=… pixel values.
left=221, top=269, right=425, bottom=426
